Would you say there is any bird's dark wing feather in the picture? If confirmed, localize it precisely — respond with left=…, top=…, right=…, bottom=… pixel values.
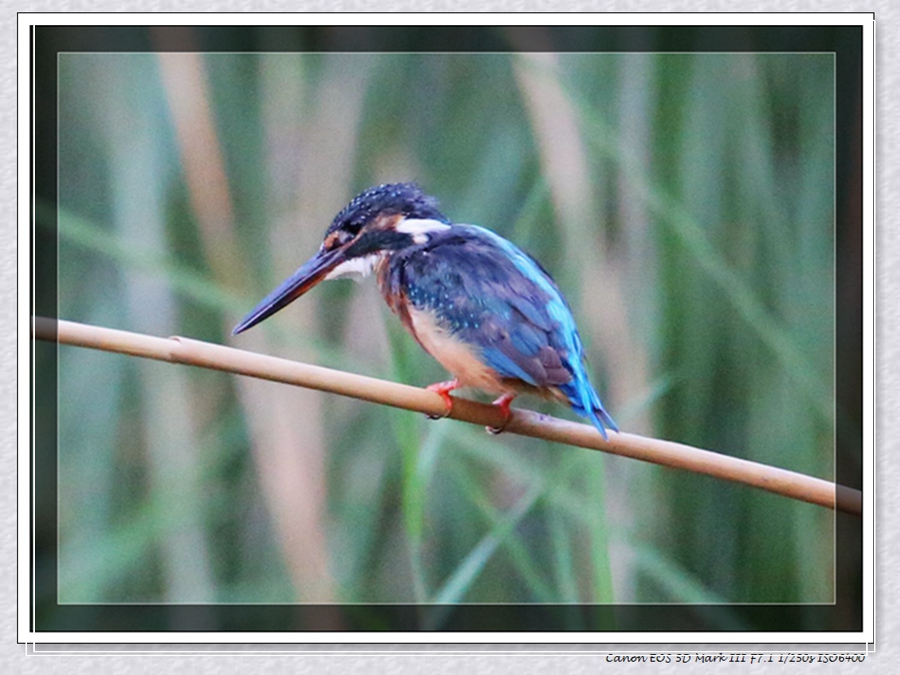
left=388, top=226, right=574, bottom=389
left=385, top=224, right=618, bottom=438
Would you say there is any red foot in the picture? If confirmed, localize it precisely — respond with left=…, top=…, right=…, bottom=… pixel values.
left=487, top=393, right=516, bottom=434
left=426, top=379, right=460, bottom=419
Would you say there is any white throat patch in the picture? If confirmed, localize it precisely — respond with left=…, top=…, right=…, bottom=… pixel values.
left=325, top=252, right=385, bottom=281
left=395, top=217, right=450, bottom=244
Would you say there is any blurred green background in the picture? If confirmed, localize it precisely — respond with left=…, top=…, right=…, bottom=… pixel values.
left=34, top=26, right=857, bottom=631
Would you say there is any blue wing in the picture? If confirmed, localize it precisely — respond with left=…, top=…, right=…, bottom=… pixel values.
left=386, top=224, right=618, bottom=438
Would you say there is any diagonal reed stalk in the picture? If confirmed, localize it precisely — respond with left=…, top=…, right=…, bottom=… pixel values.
left=33, top=316, right=862, bottom=517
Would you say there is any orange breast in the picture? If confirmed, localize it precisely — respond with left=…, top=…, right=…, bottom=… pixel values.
left=406, top=307, right=512, bottom=395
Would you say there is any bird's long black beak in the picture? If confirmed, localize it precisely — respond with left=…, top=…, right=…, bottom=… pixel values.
left=232, top=246, right=345, bottom=335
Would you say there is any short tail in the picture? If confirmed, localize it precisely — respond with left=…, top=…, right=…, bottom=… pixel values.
left=560, top=380, right=619, bottom=441
left=586, top=405, right=618, bottom=441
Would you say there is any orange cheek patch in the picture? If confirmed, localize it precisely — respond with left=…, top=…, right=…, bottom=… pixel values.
left=373, top=213, right=404, bottom=231
left=323, top=231, right=344, bottom=250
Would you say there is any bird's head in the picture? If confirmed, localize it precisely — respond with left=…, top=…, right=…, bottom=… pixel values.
left=233, top=182, right=450, bottom=335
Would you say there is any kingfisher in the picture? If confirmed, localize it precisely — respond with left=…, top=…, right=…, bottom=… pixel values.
left=233, top=182, right=617, bottom=439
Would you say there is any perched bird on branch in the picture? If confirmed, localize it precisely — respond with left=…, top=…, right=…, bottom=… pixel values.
left=234, top=182, right=617, bottom=438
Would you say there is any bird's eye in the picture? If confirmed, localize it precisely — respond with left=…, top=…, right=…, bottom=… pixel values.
left=344, top=220, right=363, bottom=236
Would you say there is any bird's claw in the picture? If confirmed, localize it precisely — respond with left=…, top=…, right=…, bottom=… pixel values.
left=426, top=380, right=459, bottom=420
left=486, top=393, right=515, bottom=434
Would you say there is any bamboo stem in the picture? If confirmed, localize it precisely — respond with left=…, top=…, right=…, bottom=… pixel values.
left=33, top=316, right=862, bottom=517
